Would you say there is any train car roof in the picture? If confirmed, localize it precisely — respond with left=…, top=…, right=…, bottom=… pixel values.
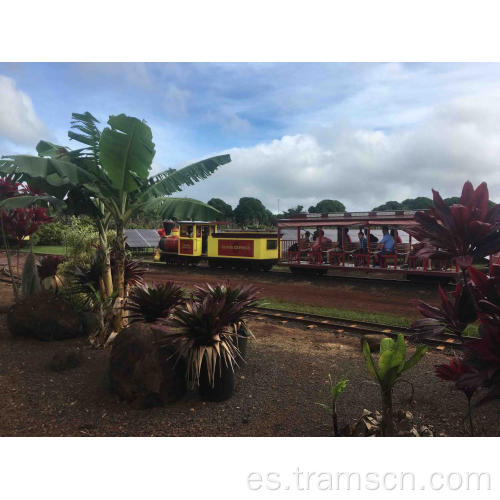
left=278, top=210, right=427, bottom=227
left=176, top=220, right=228, bottom=224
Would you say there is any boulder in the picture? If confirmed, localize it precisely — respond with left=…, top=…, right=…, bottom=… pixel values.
left=49, top=348, right=83, bottom=372
left=109, top=323, right=186, bottom=408
left=7, top=290, right=84, bottom=341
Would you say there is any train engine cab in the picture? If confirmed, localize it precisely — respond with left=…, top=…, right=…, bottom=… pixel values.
left=158, top=221, right=278, bottom=271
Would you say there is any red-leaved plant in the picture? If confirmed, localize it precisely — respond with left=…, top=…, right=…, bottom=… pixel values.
left=405, top=181, right=499, bottom=270
left=435, top=357, right=478, bottom=435
left=410, top=180, right=500, bottom=419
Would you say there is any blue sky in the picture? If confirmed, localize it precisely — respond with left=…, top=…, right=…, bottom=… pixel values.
left=1, top=62, right=500, bottom=211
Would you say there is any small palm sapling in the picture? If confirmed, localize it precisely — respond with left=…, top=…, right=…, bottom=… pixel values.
left=363, top=335, right=427, bottom=436
left=317, top=374, right=348, bottom=436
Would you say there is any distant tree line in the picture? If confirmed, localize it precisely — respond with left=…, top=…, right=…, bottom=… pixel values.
left=207, top=193, right=497, bottom=229
left=372, top=196, right=496, bottom=211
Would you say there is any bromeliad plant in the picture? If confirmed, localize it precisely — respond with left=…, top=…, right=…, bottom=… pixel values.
left=125, top=282, right=185, bottom=324
left=191, top=282, right=260, bottom=350
left=363, top=335, right=427, bottom=436
left=317, top=374, right=348, bottom=437
left=169, top=294, right=244, bottom=390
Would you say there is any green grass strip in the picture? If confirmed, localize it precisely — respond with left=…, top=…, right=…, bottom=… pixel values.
left=258, top=298, right=479, bottom=337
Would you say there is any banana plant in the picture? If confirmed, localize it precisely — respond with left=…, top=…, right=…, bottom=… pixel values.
left=362, top=335, right=427, bottom=436
left=2, top=112, right=231, bottom=333
left=317, top=374, right=348, bottom=436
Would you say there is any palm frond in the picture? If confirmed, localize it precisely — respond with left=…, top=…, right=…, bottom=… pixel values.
left=141, top=197, right=221, bottom=220
left=68, top=112, right=102, bottom=171
left=140, top=154, right=231, bottom=199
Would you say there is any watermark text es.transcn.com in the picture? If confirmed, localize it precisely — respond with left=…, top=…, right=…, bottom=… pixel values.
left=247, top=468, right=492, bottom=492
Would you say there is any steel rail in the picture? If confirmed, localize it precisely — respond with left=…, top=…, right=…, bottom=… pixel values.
left=249, top=306, right=464, bottom=350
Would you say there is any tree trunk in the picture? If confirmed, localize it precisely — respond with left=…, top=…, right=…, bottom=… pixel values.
left=113, top=219, right=126, bottom=331
left=381, top=387, right=395, bottom=437
left=97, top=223, right=113, bottom=298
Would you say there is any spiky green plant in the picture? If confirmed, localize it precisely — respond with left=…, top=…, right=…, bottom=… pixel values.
left=363, top=334, right=427, bottom=436
left=192, top=282, right=260, bottom=342
left=167, top=295, right=244, bottom=389
left=125, top=282, right=185, bottom=324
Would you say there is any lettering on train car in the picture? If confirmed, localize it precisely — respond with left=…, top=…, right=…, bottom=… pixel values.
left=180, top=239, right=194, bottom=254
left=218, top=239, right=254, bottom=257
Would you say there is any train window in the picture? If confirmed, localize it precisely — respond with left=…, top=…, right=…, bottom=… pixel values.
left=196, top=226, right=202, bottom=238
left=180, top=225, right=193, bottom=237
left=267, top=239, right=278, bottom=250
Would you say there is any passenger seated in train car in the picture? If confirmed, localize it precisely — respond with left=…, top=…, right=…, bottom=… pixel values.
left=311, top=230, right=332, bottom=250
left=310, top=230, right=333, bottom=263
left=301, top=231, right=312, bottom=246
left=357, top=231, right=368, bottom=253
left=373, top=226, right=395, bottom=266
left=364, top=228, right=379, bottom=243
left=390, top=229, right=402, bottom=244
left=352, top=231, right=368, bottom=266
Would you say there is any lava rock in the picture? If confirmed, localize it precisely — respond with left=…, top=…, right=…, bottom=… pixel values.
left=109, top=323, right=186, bottom=408
left=7, top=290, right=84, bottom=341
left=49, top=348, right=83, bottom=372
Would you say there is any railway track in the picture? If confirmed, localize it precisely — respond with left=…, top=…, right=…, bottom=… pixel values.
left=146, top=260, right=455, bottom=289
left=249, top=306, right=463, bottom=351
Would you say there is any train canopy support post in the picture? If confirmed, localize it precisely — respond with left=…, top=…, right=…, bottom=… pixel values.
left=297, top=226, right=301, bottom=264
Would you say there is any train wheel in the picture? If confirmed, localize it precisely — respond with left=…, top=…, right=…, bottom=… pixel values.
left=260, top=263, right=273, bottom=272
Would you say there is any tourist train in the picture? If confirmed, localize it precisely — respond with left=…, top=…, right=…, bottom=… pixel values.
left=157, top=210, right=500, bottom=281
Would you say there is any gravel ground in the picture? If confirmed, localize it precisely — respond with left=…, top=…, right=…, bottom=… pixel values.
left=0, top=298, right=498, bottom=436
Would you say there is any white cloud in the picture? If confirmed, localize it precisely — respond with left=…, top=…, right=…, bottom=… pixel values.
left=0, top=75, right=47, bottom=146
left=164, top=84, right=190, bottom=117
left=180, top=94, right=500, bottom=210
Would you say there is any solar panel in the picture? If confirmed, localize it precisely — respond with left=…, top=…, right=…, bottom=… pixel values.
left=125, top=229, right=160, bottom=249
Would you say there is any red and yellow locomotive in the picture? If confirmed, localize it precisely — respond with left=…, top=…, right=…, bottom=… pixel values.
left=158, top=220, right=278, bottom=271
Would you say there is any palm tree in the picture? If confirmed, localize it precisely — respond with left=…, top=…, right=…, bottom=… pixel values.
left=1, top=112, right=231, bottom=315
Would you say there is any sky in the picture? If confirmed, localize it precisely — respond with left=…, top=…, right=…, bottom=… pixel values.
left=1, top=62, right=500, bottom=212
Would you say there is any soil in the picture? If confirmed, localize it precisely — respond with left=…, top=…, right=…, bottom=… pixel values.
left=144, top=264, right=440, bottom=320
left=0, top=280, right=498, bottom=437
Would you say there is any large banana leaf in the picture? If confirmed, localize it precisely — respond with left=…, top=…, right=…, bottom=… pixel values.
left=143, top=197, right=221, bottom=221
left=0, top=194, right=65, bottom=210
left=36, top=141, right=86, bottom=161
left=140, top=154, right=231, bottom=200
left=68, top=112, right=101, bottom=172
left=99, top=114, right=155, bottom=193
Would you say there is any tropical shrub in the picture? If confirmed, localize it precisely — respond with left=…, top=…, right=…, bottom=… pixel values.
left=363, top=335, right=427, bottom=436
left=409, top=180, right=500, bottom=420
left=125, top=282, right=184, bottom=324
left=35, top=220, right=66, bottom=245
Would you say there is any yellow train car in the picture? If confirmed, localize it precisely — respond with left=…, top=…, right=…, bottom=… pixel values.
left=158, top=221, right=278, bottom=271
